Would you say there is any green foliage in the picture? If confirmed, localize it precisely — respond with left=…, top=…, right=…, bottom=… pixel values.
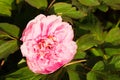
left=0, top=0, right=120, bottom=80
left=87, top=61, right=104, bottom=80
left=0, top=23, right=20, bottom=59
left=103, top=0, right=120, bottom=10
left=25, top=0, right=48, bottom=9
left=78, top=0, right=100, bottom=6
left=109, top=55, right=120, bottom=70
left=98, top=4, right=109, bottom=12
left=67, top=70, right=80, bottom=80
left=0, top=40, right=19, bottom=59
left=0, top=23, right=20, bottom=38
left=87, top=56, right=120, bottom=80
left=51, top=2, right=87, bottom=19
left=105, top=48, right=120, bottom=56
left=0, top=0, right=14, bottom=16
left=5, top=67, right=43, bottom=80
left=105, top=26, right=120, bottom=43
left=74, top=51, right=86, bottom=59
left=76, top=34, right=99, bottom=51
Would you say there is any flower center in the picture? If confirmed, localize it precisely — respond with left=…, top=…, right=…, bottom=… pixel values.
left=38, top=35, right=57, bottom=50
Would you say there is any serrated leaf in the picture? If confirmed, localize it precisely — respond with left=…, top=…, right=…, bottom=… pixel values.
left=25, top=0, right=48, bottom=9
left=76, top=34, right=99, bottom=51
left=78, top=0, right=100, bottom=6
left=105, top=26, right=120, bottom=42
left=67, top=70, right=80, bottom=80
left=0, top=0, right=14, bottom=16
left=0, top=23, right=20, bottom=39
left=52, top=2, right=87, bottom=19
left=5, top=67, right=43, bottom=80
left=0, top=40, right=19, bottom=59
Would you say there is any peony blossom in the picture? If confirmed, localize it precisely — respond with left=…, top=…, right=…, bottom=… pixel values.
left=20, top=14, right=77, bottom=74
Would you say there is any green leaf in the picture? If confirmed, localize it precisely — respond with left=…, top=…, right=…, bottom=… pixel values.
left=78, top=14, right=106, bottom=43
left=5, top=67, right=43, bottom=80
left=67, top=70, right=80, bottom=80
left=66, top=63, right=86, bottom=80
left=105, top=26, right=120, bottom=42
left=25, top=0, right=48, bottom=9
left=98, top=4, right=109, bottom=12
left=90, top=23, right=105, bottom=43
left=0, top=39, right=6, bottom=45
left=71, top=0, right=88, bottom=15
left=0, top=40, right=19, bottom=59
left=90, top=48, right=104, bottom=56
left=78, top=0, right=100, bottom=6
left=103, top=0, right=120, bottom=10
left=105, top=48, right=120, bottom=56
left=87, top=72, right=97, bottom=80
left=110, top=55, right=120, bottom=69
left=18, top=58, right=27, bottom=68
left=107, top=74, right=120, bottom=80
left=51, top=2, right=87, bottom=19
left=76, top=34, right=99, bottom=51
left=0, top=0, right=14, bottom=16
left=62, top=16, right=73, bottom=25
left=87, top=61, right=105, bottom=80
left=0, top=23, right=20, bottom=39
left=74, top=51, right=86, bottom=59
left=0, top=30, right=10, bottom=39
left=92, top=61, right=104, bottom=71
left=45, top=68, right=66, bottom=80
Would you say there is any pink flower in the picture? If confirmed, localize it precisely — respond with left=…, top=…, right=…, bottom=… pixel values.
left=20, top=14, right=77, bottom=74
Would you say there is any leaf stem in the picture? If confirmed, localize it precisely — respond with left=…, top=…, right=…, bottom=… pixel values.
left=64, top=59, right=87, bottom=67
left=115, top=19, right=120, bottom=27
left=46, top=0, right=55, bottom=12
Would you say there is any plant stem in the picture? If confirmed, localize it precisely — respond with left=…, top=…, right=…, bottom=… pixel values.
left=64, top=59, right=87, bottom=67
